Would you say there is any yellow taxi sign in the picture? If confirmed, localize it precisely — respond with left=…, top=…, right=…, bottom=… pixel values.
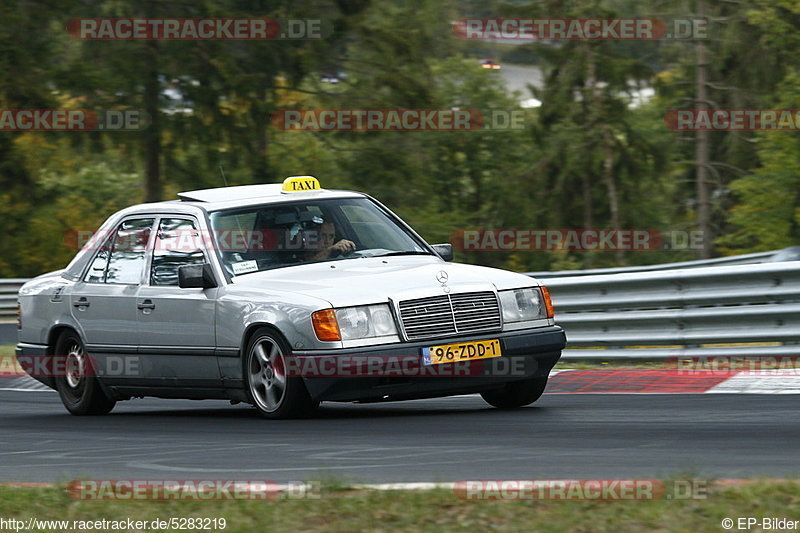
left=281, top=176, right=321, bottom=193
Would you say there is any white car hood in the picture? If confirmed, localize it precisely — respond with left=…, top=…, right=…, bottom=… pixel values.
left=232, top=256, right=539, bottom=307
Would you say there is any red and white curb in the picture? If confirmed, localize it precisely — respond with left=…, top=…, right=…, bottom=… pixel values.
left=705, top=369, right=800, bottom=394
left=3, top=369, right=800, bottom=394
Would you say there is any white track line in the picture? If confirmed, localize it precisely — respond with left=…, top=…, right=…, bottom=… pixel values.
left=350, top=482, right=455, bottom=490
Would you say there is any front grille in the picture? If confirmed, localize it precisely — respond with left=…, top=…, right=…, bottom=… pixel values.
left=398, top=291, right=502, bottom=341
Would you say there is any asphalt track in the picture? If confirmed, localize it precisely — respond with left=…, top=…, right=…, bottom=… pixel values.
left=0, top=390, right=798, bottom=483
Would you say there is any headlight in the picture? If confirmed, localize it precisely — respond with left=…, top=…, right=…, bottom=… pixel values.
left=334, top=304, right=398, bottom=340
left=498, top=287, right=547, bottom=323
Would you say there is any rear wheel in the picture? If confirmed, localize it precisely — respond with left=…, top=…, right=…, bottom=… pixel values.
left=245, top=328, right=318, bottom=419
left=54, top=331, right=115, bottom=416
left=480, top=376, right=548, bottom=409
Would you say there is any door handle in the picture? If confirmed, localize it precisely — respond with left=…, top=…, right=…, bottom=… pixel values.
left=137, top=300, right=156, bottom=310
left=73, top=297, right=90, bottom=308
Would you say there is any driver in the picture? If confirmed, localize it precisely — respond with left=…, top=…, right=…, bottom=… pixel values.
left=304, top=220, right=356, bottom=261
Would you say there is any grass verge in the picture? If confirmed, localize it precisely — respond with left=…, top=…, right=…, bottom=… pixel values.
left=0, top=480, right=798, bottom=532
left=0, top=346, right=20, bottom=374
left=555, top=359, right=669, bottom=370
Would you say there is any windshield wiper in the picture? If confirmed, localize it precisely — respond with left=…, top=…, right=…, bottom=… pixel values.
left=374, top=251, right=432, bottom=257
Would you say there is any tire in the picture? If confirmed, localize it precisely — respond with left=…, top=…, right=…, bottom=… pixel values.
left=480, top=376, right=548, bottom=409
left=54, top=331, right=116, bottom=416
left=244, top=328, right=318, bottom=419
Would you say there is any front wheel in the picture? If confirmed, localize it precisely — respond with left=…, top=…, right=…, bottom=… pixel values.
left=245, top=328, right=318, bottom=419
left=54, top=331, right=116, bottom=416
left=480, top=376, right=548, bottom=409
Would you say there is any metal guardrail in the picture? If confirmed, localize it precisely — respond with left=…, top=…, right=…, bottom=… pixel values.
left=526, top=246, right=800, bottom=279
left=541, top=261, right=800, bottom=359
left=0, top=279, right=27, bottom=318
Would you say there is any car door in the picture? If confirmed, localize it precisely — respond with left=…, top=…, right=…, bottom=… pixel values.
left=135, top=216, right=220, bottom=388
left=71, top=217, right=154, bottom=380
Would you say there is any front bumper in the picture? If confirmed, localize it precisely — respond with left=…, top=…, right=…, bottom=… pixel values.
left=293, top=325, right=565, bottom=402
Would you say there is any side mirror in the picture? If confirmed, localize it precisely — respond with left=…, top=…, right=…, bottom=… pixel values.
left=431, top=243, right=453, bottom=262
left=178, top=263, right=218, bottom=289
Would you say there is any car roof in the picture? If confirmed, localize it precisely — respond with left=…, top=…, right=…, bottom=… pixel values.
left=108, top=185, right=368, bottom=218
left=60, top=183, right=370, bottom=281
left=175, top=184, right=366, bottom=211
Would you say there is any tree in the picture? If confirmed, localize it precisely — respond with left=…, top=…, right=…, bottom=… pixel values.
left=716, top=72, right=800, bottom=253
left=498, top=0, right=667, bottom=267
left=654, top=0, right=789, bottom=257
left=57, top=0, right=368, bottom=200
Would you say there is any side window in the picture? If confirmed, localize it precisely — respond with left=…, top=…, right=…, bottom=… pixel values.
left=84, top=242, right=111, bottom=283
left=151, top=218, right=206, bottom=286
left=105, top=219, right=155, bottom=285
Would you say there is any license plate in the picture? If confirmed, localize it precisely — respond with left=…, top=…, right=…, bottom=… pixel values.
left=422, top=339, right=502, bottom=366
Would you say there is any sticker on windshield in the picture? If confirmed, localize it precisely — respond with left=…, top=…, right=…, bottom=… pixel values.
left=232, top=260, right=258, bottom=275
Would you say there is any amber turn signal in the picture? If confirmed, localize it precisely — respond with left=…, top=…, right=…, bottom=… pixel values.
left=540, top=286, right=555, bottom=319
left=312, top=309, right=341, bottom=341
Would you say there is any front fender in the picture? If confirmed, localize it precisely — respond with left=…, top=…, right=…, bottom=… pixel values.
left=216, top=289, right=341, bottom=353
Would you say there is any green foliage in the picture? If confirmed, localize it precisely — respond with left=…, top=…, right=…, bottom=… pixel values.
left=3, top=134, right=142, bottom=276
left=718, top=71, right=800, bottom=253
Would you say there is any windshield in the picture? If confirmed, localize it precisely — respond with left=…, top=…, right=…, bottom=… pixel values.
left=209, top=197, right=431, bottom=276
